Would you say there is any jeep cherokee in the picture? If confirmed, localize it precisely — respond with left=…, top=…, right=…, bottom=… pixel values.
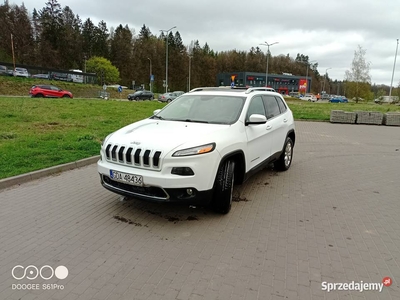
left=97, top=87, right=295, bottom=214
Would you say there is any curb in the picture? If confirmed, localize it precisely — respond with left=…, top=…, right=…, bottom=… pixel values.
left=0, top=156, right=100, bottom=191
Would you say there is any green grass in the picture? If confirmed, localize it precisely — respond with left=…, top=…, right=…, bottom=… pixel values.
left=0, top=76, right=159, bottom=99
left=0, top=96, right=399, bottom=180
left=286, top=98, right=400, bottom=121
left=0, top=97, right=165, bottom=179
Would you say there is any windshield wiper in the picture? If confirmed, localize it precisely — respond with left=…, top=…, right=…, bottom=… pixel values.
left=151, top=115, right=164, bottom=120
left=182, top=119, right=209, bottom=123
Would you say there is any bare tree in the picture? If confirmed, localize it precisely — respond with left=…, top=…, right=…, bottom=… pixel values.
left=345, top=45, right=371, bottom=103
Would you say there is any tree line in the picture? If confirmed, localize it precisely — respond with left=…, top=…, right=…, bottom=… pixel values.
left=1, top=0, right=395, bottom=99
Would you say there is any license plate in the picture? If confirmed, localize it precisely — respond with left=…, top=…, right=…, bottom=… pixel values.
left=109, top=170, right=143, bottom=186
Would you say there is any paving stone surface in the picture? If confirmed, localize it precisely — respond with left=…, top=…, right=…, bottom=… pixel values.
left=1, top=121, right=399, bottom=300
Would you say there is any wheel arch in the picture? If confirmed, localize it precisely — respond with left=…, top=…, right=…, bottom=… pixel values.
left=217, top=150, right=246, bottom=185
left=286, top=129, right=296, bottom=147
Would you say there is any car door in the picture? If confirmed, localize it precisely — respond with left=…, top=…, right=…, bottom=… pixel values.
left=244, top=95, right=273, bottom=171
left=50, top=86, right=61, bottom=97
left=262, top=95, right=288, bottom=156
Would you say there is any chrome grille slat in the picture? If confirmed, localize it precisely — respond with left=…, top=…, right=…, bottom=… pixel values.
left=105, top=143, right=161, bottom=170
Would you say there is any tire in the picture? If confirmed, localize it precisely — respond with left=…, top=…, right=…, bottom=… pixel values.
left=275, top=137, right=293, bottom=171
left=212, top=160, right=235, bottom=214
left=135, top=96, right=140, bottom=100
left=35, top=94, right=44, bottom=98
left=62, top=94, right=70, bottom=98
left=167, top=99, right=172, bottom=103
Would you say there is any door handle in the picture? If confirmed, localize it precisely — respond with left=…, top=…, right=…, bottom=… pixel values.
left=266, top=125, right=272, bottom=130
left=283, top=118, right=288, bottom=123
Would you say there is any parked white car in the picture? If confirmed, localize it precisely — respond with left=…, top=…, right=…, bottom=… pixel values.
left=13, top=67, right=29, bottom=78
left=374, top=96, right=399, bottom=104
left=98, top=87, right=296, bottom=214
left=300, top=93, right=317, bottom=102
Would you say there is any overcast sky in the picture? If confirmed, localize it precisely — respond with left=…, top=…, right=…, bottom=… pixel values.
left=12, top=0, right=400, bottom=86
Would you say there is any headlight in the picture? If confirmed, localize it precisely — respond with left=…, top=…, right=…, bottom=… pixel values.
left=172, top=143, right=216, bottom=157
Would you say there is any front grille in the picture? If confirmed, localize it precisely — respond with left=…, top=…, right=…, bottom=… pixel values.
left=102, top=175, right=168, bottom=199
left=105, top=143, right=162, bottom=169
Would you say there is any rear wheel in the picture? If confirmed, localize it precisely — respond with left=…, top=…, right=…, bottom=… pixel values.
left=212, top=160, right=235, bottom=214
left=167, top=99, right=172, bottom=103
left=275, top=137, right=293, bottom=171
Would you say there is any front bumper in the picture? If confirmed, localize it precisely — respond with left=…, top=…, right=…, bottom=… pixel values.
left=100, top=174, right=214, bottom=205
left=97, top=149, right=221, bottom=204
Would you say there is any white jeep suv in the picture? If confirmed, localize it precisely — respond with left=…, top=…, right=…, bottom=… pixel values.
left=97, top=87, right=296, bottom=214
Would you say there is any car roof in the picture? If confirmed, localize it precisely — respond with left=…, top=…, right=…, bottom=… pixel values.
left=188, top=86, right=280, bottom=95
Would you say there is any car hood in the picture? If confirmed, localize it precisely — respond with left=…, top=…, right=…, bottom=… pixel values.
left=105, top=118, right=230, bottom=153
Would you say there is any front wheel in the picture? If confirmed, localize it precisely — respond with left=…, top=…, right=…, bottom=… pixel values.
left=275, top=137, right=294, bottom=171
left=135, top=96, right=140, bottom=100
left=212, top=160, right=235, bottom=214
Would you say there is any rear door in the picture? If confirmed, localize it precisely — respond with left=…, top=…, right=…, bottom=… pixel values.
left=262, top=95, right=289, bottom=155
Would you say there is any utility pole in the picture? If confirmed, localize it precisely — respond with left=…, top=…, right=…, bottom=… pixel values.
left=260, top=41, right=279, bottom=88
left=389, top=39, right=399, bottom=100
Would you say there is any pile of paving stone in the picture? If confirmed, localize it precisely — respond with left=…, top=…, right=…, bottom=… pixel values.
left=330, top=110, right=400, bottom=126
left=330, top=110, right=357, bottom=124
left=383, top=112, right=400, bottom=126
left=355, top=111, right=384, bottom=125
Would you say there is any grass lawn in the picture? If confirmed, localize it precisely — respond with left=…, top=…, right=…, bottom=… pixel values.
left=286, top=98, right=400, bottom=121
left=0, top=97, right=165, bottom=179
left=0, top=96, right=399, bottom=179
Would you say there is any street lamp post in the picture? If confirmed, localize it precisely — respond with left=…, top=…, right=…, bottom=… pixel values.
left=147, top=58, right=152, bottom=93
left=83, top=55, right=87, bottom=84
left=160, top=26, right=176, bottom=93
left=389, top=39, right=399, bottom=99
left=188, top=55, right=192, bottom=91
left=299, top=60, right=316, bottom=93
left=260, top=41, right=279, bottom=88
left=322, top=67, right=332, bottom=93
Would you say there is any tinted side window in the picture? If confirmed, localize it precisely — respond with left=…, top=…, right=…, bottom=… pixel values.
left=246, top=96, right=266, bottom=121
left=275, top=96, right=287, bottom=113
left=263, top=95, right=281, bottom=119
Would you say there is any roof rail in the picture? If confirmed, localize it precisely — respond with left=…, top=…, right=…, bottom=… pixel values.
left=189, top=86, right=248, bottom=93
left=245, top=87, right=276, bottom=94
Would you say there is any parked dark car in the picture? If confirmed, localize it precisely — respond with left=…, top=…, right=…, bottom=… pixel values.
left=50, top=72, right=72, bottom=82
left=127, top=90, right=154, bottom=101
left=32, top=73, right=50, bottom=79
left=0, top=65, right=8, bottom=75
left=29, top=85, right=73, bottom=98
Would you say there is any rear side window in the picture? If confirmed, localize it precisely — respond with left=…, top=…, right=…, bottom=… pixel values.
left=275, top=96, right=287, bottom=113
left=263, top=95, right=281, bottom=119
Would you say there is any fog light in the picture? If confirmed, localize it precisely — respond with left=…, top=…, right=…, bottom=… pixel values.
left=187, top=189, right=193, bottom=195
left=171, top=167, right=194, bottom=176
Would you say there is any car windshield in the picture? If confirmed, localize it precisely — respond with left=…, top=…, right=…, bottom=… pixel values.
left=153, top=94, right=245, bottom=125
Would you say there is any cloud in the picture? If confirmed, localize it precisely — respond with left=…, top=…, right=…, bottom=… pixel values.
left=10, top=0, right=400, bottom=85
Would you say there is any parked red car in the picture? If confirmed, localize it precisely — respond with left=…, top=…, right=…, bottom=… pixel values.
left=30, top=85, right=73, bottom=98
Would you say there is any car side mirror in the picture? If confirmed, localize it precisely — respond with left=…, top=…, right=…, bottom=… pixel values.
left=246, top=114, right=267, bottom=125
left=153, top=109, right=161, bottom=115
